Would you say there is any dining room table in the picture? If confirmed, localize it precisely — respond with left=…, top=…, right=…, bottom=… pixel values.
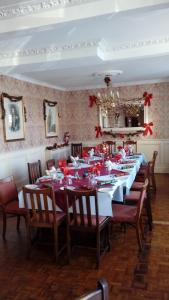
left=19, top=153, right=146, bottom=217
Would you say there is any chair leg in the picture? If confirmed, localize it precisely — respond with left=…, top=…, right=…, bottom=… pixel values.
left=152, top=174, right=156, bottom=192
left=53, top=225, right=59, bottom=263
left=136, top=224, right=143, bottom=251
left=17, top=216, right=20, bottom=232
left=2, top=212, right=7, bottom=240
left=26, top=226, right=31, bottom=259
left=96, top=232, right=100, bottom=269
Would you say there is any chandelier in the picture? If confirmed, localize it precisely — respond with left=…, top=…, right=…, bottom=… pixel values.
left=96, top=75, right=143, bottom=117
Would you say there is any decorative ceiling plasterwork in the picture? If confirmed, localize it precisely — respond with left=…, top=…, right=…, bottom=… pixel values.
left=0, top=40, right=98, bottom=60
left=0, top=36, right=169, bottom=61
left=0, top=0, right=96, bottom=19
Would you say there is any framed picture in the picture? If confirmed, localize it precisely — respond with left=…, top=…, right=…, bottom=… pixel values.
left=1, top=93, right=26, bottom=142
left=43, top=99, right=59, bottom=138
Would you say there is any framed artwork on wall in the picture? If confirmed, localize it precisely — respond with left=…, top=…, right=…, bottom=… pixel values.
left=43, top=99, right=59, bottom=138
left=1, top=93, right=26, bottom=142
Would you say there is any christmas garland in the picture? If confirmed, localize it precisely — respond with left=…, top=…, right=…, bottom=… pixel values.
left=102, top=130, right=144, bottom=139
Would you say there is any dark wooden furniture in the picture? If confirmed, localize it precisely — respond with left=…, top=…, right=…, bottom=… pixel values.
left=123, top=140, right=137, bottom=152
left=77, top=278, right=109, bottom=300
left=0, top=176, right=27, bottom=240
left=105, top=141, right=116, bottom=154
left=111, top=179, right=148, bottom=251
left=65, top=188, right=111, bottom=268
left=71, top=143, right=83, bottom=158
left=46, top=159, right=55, bottom=170
left=27, top=160, right=42, bottom=184
left=23, top=186, right=68, bottom=261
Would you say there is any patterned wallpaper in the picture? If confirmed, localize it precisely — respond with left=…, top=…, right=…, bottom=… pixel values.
left=0, top=75, right=65, bottom=153
left=0, top=75, right=169, bottom=154
left=63, top=82, right=169, bottom=142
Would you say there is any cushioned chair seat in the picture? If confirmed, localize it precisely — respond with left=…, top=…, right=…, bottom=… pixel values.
left=5, top=201, right=27, bottom=214
left=125, top=191, right=141, bottom=201
left=112, top=204, right=137, bottom=222
left=131, top=181, right=144, bottom=190
left=70, top=215, right=108, bottom=227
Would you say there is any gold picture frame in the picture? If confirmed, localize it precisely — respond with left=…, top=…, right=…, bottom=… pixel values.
left=43, top=99, right=59, bottom=138
left=1, top=93, right=26, bottom=142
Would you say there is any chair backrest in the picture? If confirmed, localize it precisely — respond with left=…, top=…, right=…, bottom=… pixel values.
left=27, top=160, right=42, bottom=184
left=65, top=188, right=100, bottom=228
left=123, top=140, right=137, bottom=152
left=77, top=278, right=109, bottom=300
left=46, top=159, right=55, bottom=170
left=71, top=143, right=83, bottom=158
left=0, top=176, right=18, bottom=205
left=136, top=178, right=149, bottom=220
left=23, top=186, right=57, bottom=225
left=105, top=141, right=116, bottom=154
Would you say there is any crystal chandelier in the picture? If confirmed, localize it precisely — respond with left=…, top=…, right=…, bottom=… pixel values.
left=96, top=75, right=143, bottom=117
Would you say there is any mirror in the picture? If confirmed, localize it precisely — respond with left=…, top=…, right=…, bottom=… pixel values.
left=99, top=102, right=147, bottom=130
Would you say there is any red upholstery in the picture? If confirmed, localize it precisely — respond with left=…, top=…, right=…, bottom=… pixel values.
left=5, top=201, right=27, bottom=214
left=0, top=181, right=18, bottom=205
left=70, top=215, right=108, bottom=227
left=125, top=191, right=141, bottom=201
left=112, top=204, right=137, bottom=222
left=131, top=181, right=144, bottom=190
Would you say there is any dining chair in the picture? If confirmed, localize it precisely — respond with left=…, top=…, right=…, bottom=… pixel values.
left=23, top=185, right=68, bottom=262
left=71, top=143, right=83, bottom=158
left=76, top=278, right=109, bottom=300
left=123, top=140, right=137, bottom=153
left=137, top=150, right=158, bottom=192
left=46, top=159, right=56, bottom=170
left=111, top=179, right=148, bottom=251
left=0, top=176, right=27, bottom=240
left=64, top=188, right=111, bottom=268
left=105, top=141, right=116, bottom=155
left=27, top=160, right=42, bottom=184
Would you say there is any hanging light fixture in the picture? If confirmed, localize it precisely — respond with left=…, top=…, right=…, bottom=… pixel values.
left=96, top=75, right=143, bottom=117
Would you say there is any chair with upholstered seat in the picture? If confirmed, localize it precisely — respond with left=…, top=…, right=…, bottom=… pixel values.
left=111, top=179, right=148, bottom=251
left=123, top=140, right=137, bottom=153
left=65, top=188, right=111, bottom=268
left=23, top=186, right=68, bottom=261
left=0, top=176, right=27, bottom=240
left=71, top=143, right=83, bottom=158
left=27, top=160, right=42, bottom=184
left=105, top=141, right=116, bottom=155
left=77, top=278, right=109, bottom=300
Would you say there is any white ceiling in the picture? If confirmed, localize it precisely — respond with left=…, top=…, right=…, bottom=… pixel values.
left=0, top=0, right=169, bottom=90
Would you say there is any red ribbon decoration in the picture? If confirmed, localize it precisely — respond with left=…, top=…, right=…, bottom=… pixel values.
left=95, top=126, right=102, bottom=138
left=143, top=92, right=153, bottom=106
left=143, top=122, right=153, bottom=136
left=89, top=95, right=97, bottom=107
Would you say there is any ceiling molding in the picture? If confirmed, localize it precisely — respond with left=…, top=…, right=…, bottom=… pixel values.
left=0, top=0, right=95, bottom=19
left=0, top=39, right=98, bottom=66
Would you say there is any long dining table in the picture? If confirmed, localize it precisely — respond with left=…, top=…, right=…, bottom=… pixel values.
left=19, top=154, right=146, bottom=217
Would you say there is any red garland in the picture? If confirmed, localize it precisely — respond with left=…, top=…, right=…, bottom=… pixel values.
left=143, top=122, right=153, bottom=136
left=143, top=92, right=153, bottom=106
left=95, top=126, right=102, bottom=138
left=89, top=95, right=97, bottom=107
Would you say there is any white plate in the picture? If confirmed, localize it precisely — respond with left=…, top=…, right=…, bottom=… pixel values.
left=25, top=184, right=39, bottom=189
left=98, top=187, right=113, bottom=193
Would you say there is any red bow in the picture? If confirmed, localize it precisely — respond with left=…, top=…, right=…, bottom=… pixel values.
left=89, top=95, right=97, bottom=107
left=143, top=122, right=153, bottom=136
left=95, top=126, right=102, bottom=138
left=143, top=92, right=153, bottom=106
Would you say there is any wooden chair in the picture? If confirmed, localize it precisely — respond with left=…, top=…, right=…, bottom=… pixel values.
left=77, top=278, right=109, bottom=300
left=137, top=150, right=158, bottom=192
left=105, top=141, right=116, bottom=154
left=46, top=159, right=55, bottom=170
left=111, top=179, right=148, bottom=251
left=71, top=143, right=83, bottom=158
left=27, top=160, right=42, bottom=184
left=0, top=176, right=27, bottom=240
left=65, top=188, right=111, bottom=268
left=23, top=186, right=68, bottom=261
left=123, top=140, right=137, bottom=153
